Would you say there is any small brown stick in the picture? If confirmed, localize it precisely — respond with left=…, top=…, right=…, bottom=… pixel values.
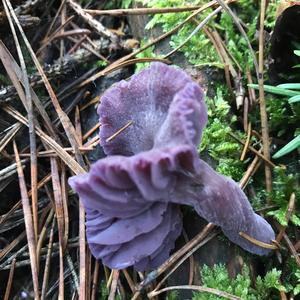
left=91, top=261, right=100, bottom=300
left=2, top=105, right=85, bottom=174
left=67, top=0, right=117, bottom=41
left=67, top=35, right=108, bottom=61
left=108, top=270, right=120, bottom=300
left=282, top=232, right=300, bottom=267
left=37, top=15, right=75, bottom=55
left=68, top=35, right=88, bottom=54
left=52, top=29, right=91, bottom=40
left=239, top=152, right=262, bottom=189
left=0, top=159, right=27, bottom=181
left=0, top=233, right=26, bottom=263
left=258, top=0, right=272, bottom=194
left=13, top=141, right=40, bottom=299
left=246, top=70, right=256, bottom=105
left=37, top=209, right=54, bottom=267
left=106, top=120, right=133, bottom=142
left=16, top=146, right=94, bottom=157
left=243, top=97, right=249, bottom=132
left=51, top=157, right=65, bottom=299
left=75, top=107, right=87, bottom=300
left=0, top=122, right=22, bottom=152
left=240, top=122, right=252, bottom=161
left=59, top=3, right=66, bottom=62
left=239, top=232, right=278, bottom=250
left=60, top=164, right=69, bottom=247
left=203, top=27, right=235, bottom=77
left=151, top=232, right=218, bottom=294
left=228, top=132, right=275, bottom=168
left=84, top=6, right=203, bottom=16
left=83, top=123, right=100, bottom=141
left=148, top=285, right=242, bottom=300
left=84, top=135, right=99, bottom=148
left=276, top=193, right=296, bottom=243
left=182, top=230, right=195, bottom=285
left=3, top=0, right=39, bottom=242
left=80, top=95, right=100, bottom=111
left=279, top=290, right=288, bottom=300
left=137, top=223, right=215, bottom=290
left=123, top=269, right=136, bottom=294
left=294, top=240, right=300, bottom=252
left=41, top=218, right=55, bottom=300
left=44, top=0, right=67, bottom=38
left=3, top=258, right=16, bottom=300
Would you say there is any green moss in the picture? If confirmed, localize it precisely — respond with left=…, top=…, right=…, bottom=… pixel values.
left=266, top=167, right=300, bottom=227
left=199, top=86, right=245, bottom=181
left=192, top=264, right=285, bottom=300
left=135, top=44, right=158, bottom=72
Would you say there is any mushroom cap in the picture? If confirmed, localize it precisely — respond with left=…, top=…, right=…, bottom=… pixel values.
left=98, top=62, right=207, bottom=156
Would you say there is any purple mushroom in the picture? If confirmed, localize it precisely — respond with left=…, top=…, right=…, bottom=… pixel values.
left=69, top=62, right=275, bottom=271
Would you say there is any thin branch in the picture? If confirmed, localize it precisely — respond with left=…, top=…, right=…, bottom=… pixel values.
left=258, top=0, right=272, bottom=193
left=13, top=141, right=40, bottom=300
left=84, top=6, right=203, bottom=16
left=148, top=285, right=242, bottom=300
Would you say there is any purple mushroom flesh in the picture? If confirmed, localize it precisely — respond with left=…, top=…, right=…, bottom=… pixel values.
left=69, top=62, right=275, bottom=271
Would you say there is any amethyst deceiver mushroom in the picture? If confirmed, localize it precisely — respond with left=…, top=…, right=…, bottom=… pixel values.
left=69, top=62, right=275, bottom=271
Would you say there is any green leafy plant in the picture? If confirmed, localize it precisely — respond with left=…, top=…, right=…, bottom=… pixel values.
left=192, top=264, right=285, bottom=300
left=199, top=86, right=245, bottom=181
left=135, top=44, right=158, bottom=72
left=249, top=81, right=300, bottom=159
left=267, top=167, right=300, bottom=227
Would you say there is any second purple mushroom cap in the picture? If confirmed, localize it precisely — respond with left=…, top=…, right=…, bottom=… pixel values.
left=69, top=62, right=275, bottom=271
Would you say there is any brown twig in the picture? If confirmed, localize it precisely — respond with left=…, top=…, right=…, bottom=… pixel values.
left=41, top=218, right=55, bottom=300
left=2, top=105, right=85, bottom=174
left=3, top=258, right=16, bottom=300
left=239, top=151, right=262, bottom=189
left=240, top=122, right=252, bottom=161
left=108, top=270, right=120, bottom=300
left=151, top=232, right=218, bottom=294
left=13, top=141, right=40, bottom=299
left=50, top=158, right=65, bottom=298
left=228, top=132, right=275, bottom=167
left=84, top=6, right=203, bottom=16
left=137, top=223, right=215, bottom=291
left=106, top=120, right=133, bottom=142
left=258, top=0, right=272, bottom=194
left=91, top=261, right=100, bottom=300
left=74, top=106, right=87, bottom=300
left=67, top=0, right=117, bottom=42
left=276, top=193, right=296, bottom=243
left=0, top=122, right=22, bottom=152
left=239, top=232, right=278, bottom=250
left=148, top=285, right=242, bottom=299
